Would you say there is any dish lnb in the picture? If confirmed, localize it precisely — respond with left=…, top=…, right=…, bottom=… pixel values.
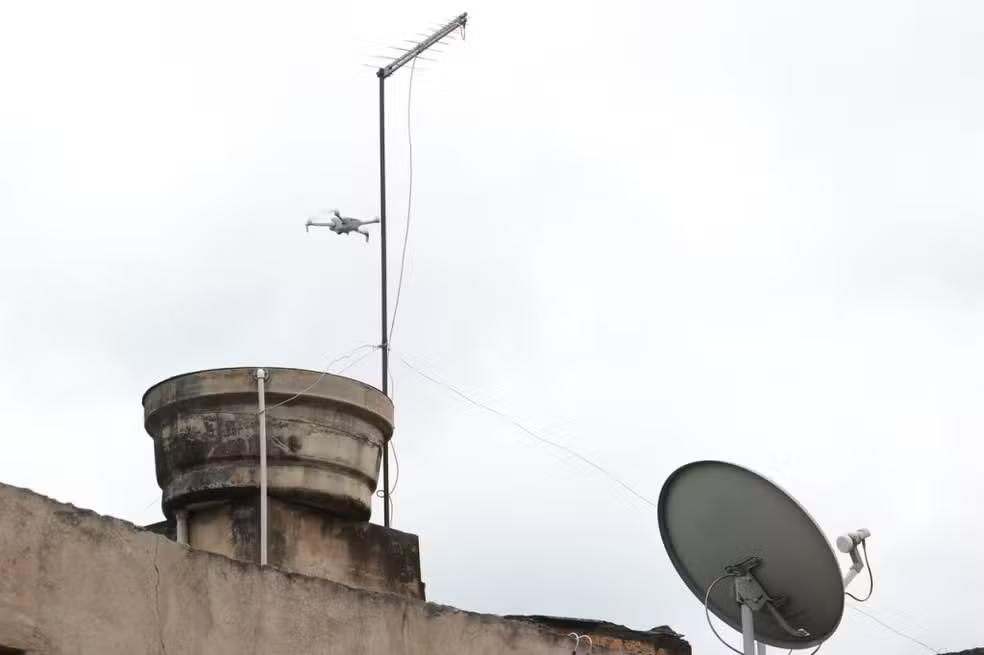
left=836, top=529, right=871, bottom=553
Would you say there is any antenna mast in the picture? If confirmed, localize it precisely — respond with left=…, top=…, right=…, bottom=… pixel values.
left=376, top=12, right=468, bottom=528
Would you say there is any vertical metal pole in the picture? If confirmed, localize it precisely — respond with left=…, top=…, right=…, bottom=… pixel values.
left=256, top=368, right=269, bottom=565
left=370, top=14, right=466, bottom=531
left=740, top=603, right=756, bottom=655
left=378, top=71, right=391, bottom=529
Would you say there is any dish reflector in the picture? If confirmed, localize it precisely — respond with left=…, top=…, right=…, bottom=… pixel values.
left=658, top=461, right=844, bottom=649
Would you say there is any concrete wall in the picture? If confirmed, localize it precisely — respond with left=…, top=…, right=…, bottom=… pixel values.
left=188, top=496, right=426, bottom=599
left=0, top=483, right=689, bottom=655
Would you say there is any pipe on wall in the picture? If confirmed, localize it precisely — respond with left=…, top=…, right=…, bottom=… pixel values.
left=256, top=368, right=268, bottom=566
left=175, top=509, right=189, bottom=545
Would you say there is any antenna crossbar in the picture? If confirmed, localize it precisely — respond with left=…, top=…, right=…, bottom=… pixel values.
left=378, top=13, right=467, bottom=79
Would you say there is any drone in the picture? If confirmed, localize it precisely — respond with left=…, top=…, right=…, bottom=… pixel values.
left=305, top=209, right=379, bottom=242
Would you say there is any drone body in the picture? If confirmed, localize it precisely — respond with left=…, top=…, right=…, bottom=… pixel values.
left=306, top=210, right=379, bottom=242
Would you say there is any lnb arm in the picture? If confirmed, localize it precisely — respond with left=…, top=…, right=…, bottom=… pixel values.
left=837, top=528, right=871, bottom=590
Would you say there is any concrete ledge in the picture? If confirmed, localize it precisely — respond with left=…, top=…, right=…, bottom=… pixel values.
left=0, top=482, right=691, bottom=655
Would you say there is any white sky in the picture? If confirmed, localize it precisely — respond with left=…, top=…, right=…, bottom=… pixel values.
left=1, top=1, right=982, bottom=653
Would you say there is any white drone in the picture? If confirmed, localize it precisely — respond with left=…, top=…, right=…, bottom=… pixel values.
left=305, top=209, right=379, bottom=242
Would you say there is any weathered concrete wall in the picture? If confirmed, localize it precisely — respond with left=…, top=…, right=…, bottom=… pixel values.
left=0, top=483, right=690, bottom=655
left=188, top=497, right=425, bottom=599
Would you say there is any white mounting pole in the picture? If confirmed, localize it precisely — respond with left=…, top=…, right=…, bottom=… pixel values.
left=256, top=368, right=268, bottom=566
left=740, top=603, right=756, bottom=655
left=175, top=509, right=189, bottom=545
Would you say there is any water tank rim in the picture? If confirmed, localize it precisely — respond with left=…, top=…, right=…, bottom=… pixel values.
left=141, top=365, right=388, bottom=407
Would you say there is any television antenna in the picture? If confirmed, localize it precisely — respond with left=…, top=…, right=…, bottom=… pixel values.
left=657, top=461, right=872, bottom=654
left=305, top=13, right=468, bottom=528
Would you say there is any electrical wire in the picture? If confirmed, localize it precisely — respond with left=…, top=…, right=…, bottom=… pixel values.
left=706, top=570, right=824, bottom=655
left=568, top=633, right=593, bottom=654
left=394, top=352, right=945, bottom=653
left=389, top=370, right=400, bottom=493
left=376, top=439, right=400, bottom=525
left=845, top=540, right=874, bottom=603
left=847, top=605, right=940, bottom=653
left=390, top=439, right=400, bottom=494
left=336, top=345, right=381, bottom=375
left=388, top=56, right=416, bottom=346
left=256, top=344, right=396, bottom=521
left=374, top=434, right=400, bottom=498
left=394, top=353, right=644, bottom=513
left=704, top=574, right=742, bottom=655
left=263, top=346, right=379, bottom=455
left=394, top=352, right=659, bottom=510
left=375, top=371, right=400, bottom=522
left=257, top=344, right=377, bottom=415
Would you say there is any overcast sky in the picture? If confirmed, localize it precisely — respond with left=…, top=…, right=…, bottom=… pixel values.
left=2, top=1, right=982, bottom=653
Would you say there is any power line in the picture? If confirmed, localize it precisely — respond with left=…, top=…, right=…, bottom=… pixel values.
left=847, top=604, right=940, bottom=653
left=395, top=352, right=659, bottom=510
left=336, top=345, right=381, bottom=375
left=258, top=344, right=378, bottom=414
left=395, top=352, right=949, bottom=653
left=388, top=56, right=417, bottom=346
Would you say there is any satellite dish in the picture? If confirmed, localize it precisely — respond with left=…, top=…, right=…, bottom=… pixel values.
left=658, top=461, right=863, bottom=654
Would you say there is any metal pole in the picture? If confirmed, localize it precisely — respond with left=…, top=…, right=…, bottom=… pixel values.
left=256, top=368, right=269, bottom=564
left=378, top=71, right=391, bottom=529
left=373, top=11, right=466, bottom=531
left=740, top=603, right=756, bottom=655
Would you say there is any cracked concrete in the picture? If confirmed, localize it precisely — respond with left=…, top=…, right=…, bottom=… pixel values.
left=152, top=538, right=166, bottom=655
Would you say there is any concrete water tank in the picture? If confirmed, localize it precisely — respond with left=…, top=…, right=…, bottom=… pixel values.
left=143, top=367, right=394, bottom=521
